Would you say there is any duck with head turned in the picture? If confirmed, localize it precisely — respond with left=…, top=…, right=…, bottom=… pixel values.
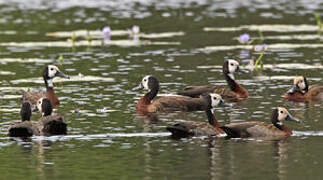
left=167, top=93, right=225, bottom=138
left=37, top=98, right=67, bottom=136
left=8, top=102, right=40, bottom=137
left=178, top=59, right=248, bottom=101
left=22, top=65, right=70, bottom=111
left=284, top=76, right=323, bottom=102
left=135, top=75, right=217, bottom=115
left=221, top=107, right=300, bottom=140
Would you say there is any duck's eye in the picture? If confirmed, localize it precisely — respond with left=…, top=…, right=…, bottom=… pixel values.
left=144, top=79, right=147, bottom=82
left=213, top=97, right=217, bottom=100
left=50, top=68, right=54, bottom=71
left=280, top=111, right=283, bottom=114
left=39, top=101, right=41, bottom=104
left=230, top=63, right=234, bottom=66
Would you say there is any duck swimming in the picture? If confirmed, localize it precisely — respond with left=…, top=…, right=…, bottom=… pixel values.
left=284, top=76, right=323, bottom=102
left=221, top=107, right=299, bottom=139
left=135, top=75, right=216, bottom=115
left=166, top=93, right=225, bottom=138
left=22, top=65, right=69, bottom=110
left=178, top=59, right=248, bottom=101
left=37, top=98, right=67, bottom=136
left=8, top=102, right=39, bottom=137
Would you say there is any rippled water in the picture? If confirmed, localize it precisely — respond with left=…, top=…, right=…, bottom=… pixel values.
left=0, top=0, right=323, bottom=179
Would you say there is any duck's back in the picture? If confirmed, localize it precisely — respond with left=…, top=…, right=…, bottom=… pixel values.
left=167, top=121, right=222, bottom=137
left=38, top=115, right=67, bottom=135
left=148, top=95, right=208, bottom=112
left=221, top=121, right=287, bottom=138
left=178, top=85, right=236, bottom=98
left=22, top=90, right=46, bottom=108
left=306, top=85, right=323, bottom=101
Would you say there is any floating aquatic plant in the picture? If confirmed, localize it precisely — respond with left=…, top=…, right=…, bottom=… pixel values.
left=315, top=13, right=322, bottom=34
left=257, top=30, right=264, bottom=44
left=58, top=55, right=64, bottom=65
left=132, top=25, right=140, bottom=34
left=254, top=44, right=267, bottom=71
left=86, top=30, right=93, bottom=44
left=71, top=32, right=76, bottom=46
left=237, top=33, right=251, bottom=44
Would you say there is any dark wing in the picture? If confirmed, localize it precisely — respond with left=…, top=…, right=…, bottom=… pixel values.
left=178, top=85, right=218, bottom=98
left=167, top=121, right=219, bottom=137
left=38, top=115, right=67, bottom=135
left=149, top=96, right=208, bottom=112
left=8, top=121, right=39, bottom=137
left=178, top=85, right=238, bottom=100
left=221, top=121, right=264, bottom=138
left=22, top=90, right=46, bottom=111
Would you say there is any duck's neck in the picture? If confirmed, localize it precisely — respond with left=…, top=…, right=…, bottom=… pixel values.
left=136, top=88, right=159, bottom=112
left=147, top=87, right=158, bottom=101
left=44, top=78, right=54, bottom=90
left=206, top=109, right=221, bottom=127
left=274, top=123, right=292, bottom=135
left=224, top=73, right=248, bottom=98
left=224, top=73, right=237, bottom=91
left=44, top=79, right=59, bottom=108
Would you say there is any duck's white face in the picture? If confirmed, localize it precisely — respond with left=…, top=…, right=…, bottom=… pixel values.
left=294, top=76, right=306, bottom=92
left=277, top=107, right=289, bottom=122
left=141, top=75, right=151, bottom=90
left=209, top=93, right=224, bottom=107
left=276, top=107, right=299, bottom=124
left=47, top=65, right=60, bottom=79
left=37, top=98, right=44, bottom=113
left=227, top=59, right=240, bottom=74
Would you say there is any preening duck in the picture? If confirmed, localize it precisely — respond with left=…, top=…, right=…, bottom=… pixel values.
left=284, top=76, right=323, bottom=102
left=135, top=75, right=215, bottom=115
left=178, top=59, right=248, bottom=101
left=22, top=65, right=69, bottom=110
left=37, top=98, right=67, bottom=136
left=221, top=107, right=299, bottom=139
left=166, top=93, right=225, bottom=138
left=8, top=102, right=39, bottom=137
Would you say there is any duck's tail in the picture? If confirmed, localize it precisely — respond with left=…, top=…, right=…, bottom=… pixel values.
left=43, top=120, right=67, bottom=135
left=166, top=123, right=193, bottom=138
left=8, top=127, right=33, bottom=137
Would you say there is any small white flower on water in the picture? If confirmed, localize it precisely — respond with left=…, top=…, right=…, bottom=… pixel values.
left=132, top=25, right=140, bottom=34
left=97, top=107, right=108, bottom=113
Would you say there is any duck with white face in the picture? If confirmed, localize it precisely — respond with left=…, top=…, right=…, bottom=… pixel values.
left=22, top=65, right=70, bottom=111
left=220, top=107, right=300, bottom=140
left=8, top=102, right=40, bottom=137
left=284, top=76, right=323, bottom=102
left=178, top=59, right=248, bottom=101
left=166, top=93, right=226, bottom=138
left=134, top=75, right=224, bottom=115
left=36, top=98, right=67, bottom=136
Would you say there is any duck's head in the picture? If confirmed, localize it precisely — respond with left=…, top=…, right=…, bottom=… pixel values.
left=37, top=98, right=53, bottom=117
left=203, top=93, right=224, bottom=109
left=20, top=102, right=32, bottom=121
left=271, top=107, right=300, bottom=126
left=223, top=59, right=246, bottom=79
left=43, top=65, right=70, bottom=87
left=287, top=76, right=308, bottom=94
left=133, top=75, right=159, bottom=91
